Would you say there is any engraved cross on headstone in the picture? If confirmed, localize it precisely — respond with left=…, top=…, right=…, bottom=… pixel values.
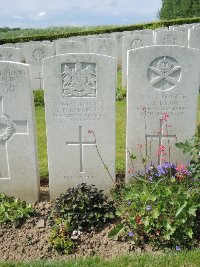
left=35, top=72, right=43, bottom=89
left=66, top=126, right=96, bottom=173
left=0, top=96, right=28, bottom=179
left=145, top=119, right=177, bottom=164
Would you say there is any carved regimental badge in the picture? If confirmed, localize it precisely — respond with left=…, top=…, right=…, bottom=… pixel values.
left=147, top=56, right=181, bottom=91
left=0, top=114, right=13, bottom=142
left=62, top=63, right=97, bottom=97
left=131, top=38, right=143, bottom=49
left=32, top=49, right=45, bottom=61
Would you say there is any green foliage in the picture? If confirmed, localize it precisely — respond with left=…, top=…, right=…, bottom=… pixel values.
left=110, top=163, right=200, bottom=250
left=2, top=18, right=200, bottom=44
left=116, top=86, right=126, bottom=101
left=49, top=183, right=116, bottom=254
left=0, top=193, right=34, bottom=226
left=176, top=132, right=200, bottom=180
left=51, top=183, right=116, bottom=232
left=33, top=90, right=45, bottom=107
left=159, top=0, right=200, bottom=20
left=49, top=218, right=75, bottom=255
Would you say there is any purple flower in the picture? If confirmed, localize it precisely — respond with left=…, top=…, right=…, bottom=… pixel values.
left=164, top=162, right=176, bottom=169
left=128, top=231, right=134, bottom=237
left=175, top=246, right=181, bottom=251
left=146, top=205, right=151, bottom=211
left=157, top=165, right=166, bottom=176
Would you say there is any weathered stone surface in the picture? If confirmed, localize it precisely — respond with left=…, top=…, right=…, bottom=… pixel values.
left=43, top=53, right=116, bottom=199
left=155, top=30, right=188, bottom=46
left=0, top=62, right=39, bottom=202
left=126, top=46, right=200, bottom=180
left=0, top=47, right=22, bottom=62
left=89, top=38, right=117, bottom=58
left=24, top=44, right=54, bottom=90
left=122, top=32, right=154, bottom=87
left=189, top=28, right=200, bottom=49
left=55, top=40, right=86, bottom=55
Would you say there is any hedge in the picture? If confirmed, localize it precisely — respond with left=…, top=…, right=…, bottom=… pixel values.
left=1, top=17, right=200, bottom=44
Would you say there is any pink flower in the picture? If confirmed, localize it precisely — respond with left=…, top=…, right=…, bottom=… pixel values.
left=162, top=112, right=169, bottom=121
left=159, top=145, right=165, bottom=152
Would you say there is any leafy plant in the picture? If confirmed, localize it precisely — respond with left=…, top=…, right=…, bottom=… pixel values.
left=51, top=183, right=116, bottom=232
left=0, top=193, right=34, bottom=226
left=176, top=131, right=200, bottom=180
left=33, top=90, right=44, bottom=106
left=116, top=86, right=126, bottom=101
left=110, top=162, right=200, bottom=250
left=49, top=218, right=75, bottom=255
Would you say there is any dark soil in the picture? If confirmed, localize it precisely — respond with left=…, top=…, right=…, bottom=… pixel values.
left=0, top=185, right=148, bottom=262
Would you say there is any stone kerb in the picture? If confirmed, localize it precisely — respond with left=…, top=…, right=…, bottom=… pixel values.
left=23, top=44, right=54, bottom=90
left=0, top=47, right=22, bottom=63
left=122, top=32, right=154, bottom=87
left=0, top=61, right=40, bottom=202
left=126, top=45, right=200, bottom=181
left=155, top=30, right=188, bottom=47
left=43, top=53, right=116, bottom=200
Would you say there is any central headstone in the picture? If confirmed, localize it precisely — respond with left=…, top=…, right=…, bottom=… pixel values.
left=43, top=54, right=116, bottom=199
left=126, top=46, right=200, bottom=180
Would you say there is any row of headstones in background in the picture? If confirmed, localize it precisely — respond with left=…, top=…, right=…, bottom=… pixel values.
left=0, top=45, right=199, bottom=202
left=122, top=27, right=200, bottom=86
left=1, top=24, right=200, bottom=90
left=0, top=25, right=200, bottom=89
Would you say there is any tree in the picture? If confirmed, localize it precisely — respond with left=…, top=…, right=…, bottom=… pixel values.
left=158, top=0, right=200, bottom=20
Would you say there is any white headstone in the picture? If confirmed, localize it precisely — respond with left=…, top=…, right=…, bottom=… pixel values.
left=155, top=30, right=188, bottom=46
left=189, top=28, right=200, bottom=49
left=0, top=62, right=39, bottom=202
left=1, top=43, right=16, bottom=48
left=110, top=32, right=125, bottom=68
left=0, top=47, right=22, bottom=62
left=169, top=25, right=189, bottom=32
left=122, top=32, right=154, bottom=87
left=24, top=44, right=54, bottom=90
left=43, top=54, right=116, bottom=200
left=55, top=41, right=86, bottom=55
left=154, top=27, right=169, bottom=32
left=89, top=38, right=117, bottom=58
left=126, top=46, right=200, bottom=179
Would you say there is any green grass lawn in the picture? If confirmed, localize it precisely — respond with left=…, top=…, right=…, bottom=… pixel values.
left=1, top=250, right=200, bottom=267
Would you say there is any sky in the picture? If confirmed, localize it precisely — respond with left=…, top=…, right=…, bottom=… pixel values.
left=0, top=0, right=162, bottom=28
